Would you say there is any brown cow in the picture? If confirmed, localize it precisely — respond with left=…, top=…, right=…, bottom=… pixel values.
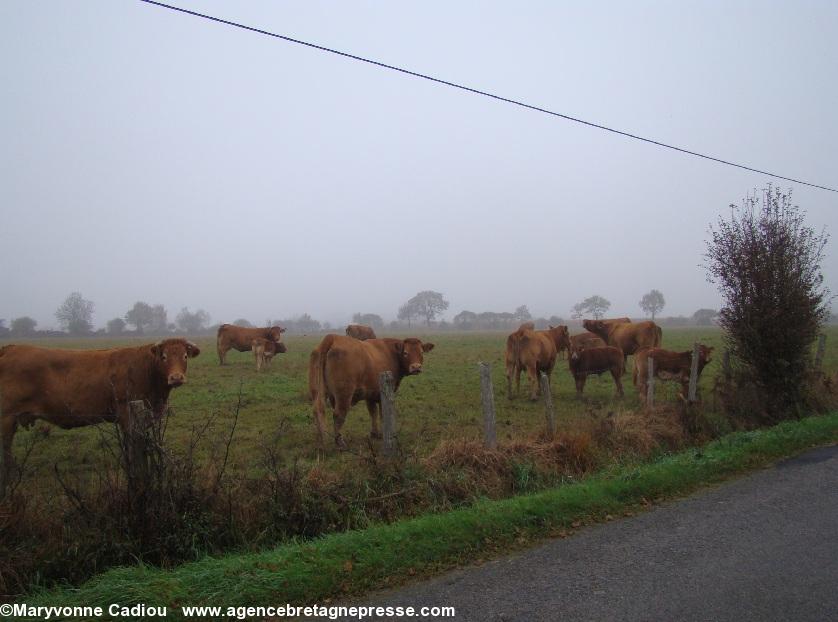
left=505, top=325, right=570, bottom=400
left=583, top=319, right=662, bottom=362
left=569, top=331, right=607, bottom=351
left=309, top=334, right=435, bottom=448
left=217, top=323, right=286, bottom=365
left=345, top=324, right=377, bottom=340
left=568, top=345, right=625, bottom=397
left=633, top=345, right=714, bottom=404
left=0, top=339, right=200, bottom=476
left=252, top=337, right=284, bottom=371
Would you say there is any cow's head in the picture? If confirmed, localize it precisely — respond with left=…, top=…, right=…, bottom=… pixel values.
left=698, top=345, right=714, bottom=369
left=583, top=319, right=608, bottom=338
left=548, top=325, right=570, bottom=351
left=395, top=338, right=435, bottom=375
left=150, top=338, right=201, bottom=387
left=268, top=326, right=287, bottom=342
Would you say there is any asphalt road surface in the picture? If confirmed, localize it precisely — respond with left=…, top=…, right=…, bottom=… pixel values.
left=350, top=444, right=838, bottom=621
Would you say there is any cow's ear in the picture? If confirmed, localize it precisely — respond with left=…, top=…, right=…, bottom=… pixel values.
left=422, top=342, right=435, bottom=353
left=150, top=343, right=162, bottom=358
left=186, top=341, right=201, bottom=358
left=279, top=327, right=287, bottom=333
left=393, top=341, right=405, bottom=354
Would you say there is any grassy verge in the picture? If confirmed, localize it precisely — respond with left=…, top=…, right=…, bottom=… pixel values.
left=26, top=411, right=838, bottom=618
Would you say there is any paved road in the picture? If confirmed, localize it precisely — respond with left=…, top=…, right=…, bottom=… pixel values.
left=350, top=444, right=838, bottom=621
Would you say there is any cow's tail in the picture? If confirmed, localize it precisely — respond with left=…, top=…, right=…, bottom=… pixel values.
left=654, top=325, right=662, bottom=347
left=310, top=334, right=337, bottom=413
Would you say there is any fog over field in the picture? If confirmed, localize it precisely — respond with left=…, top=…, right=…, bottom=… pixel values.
left=1, top=1, right=836, bottom=329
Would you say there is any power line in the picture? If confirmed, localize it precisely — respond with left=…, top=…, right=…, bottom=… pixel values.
left=139, top=0, right=837, bottom=194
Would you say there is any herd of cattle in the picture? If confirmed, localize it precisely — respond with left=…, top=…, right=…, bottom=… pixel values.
left=0, top=319, right=713, bottom=473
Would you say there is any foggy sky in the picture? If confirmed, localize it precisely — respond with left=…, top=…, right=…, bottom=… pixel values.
left=2, top=1, right=837, bottom=330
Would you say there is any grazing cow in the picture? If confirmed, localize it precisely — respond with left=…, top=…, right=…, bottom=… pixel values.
left=505, top=325, right=570, bottom=400
left=568, top=346, right=625, bottom=397
left=0, top=339, right=200, bottom=475
left=309, top=334, right=435, bottom=448
left=569, top=331, right=607, bottom=351
left=633, top=345, right=714, bottom=404
left=583, top=319, right=662, bottom=362
left=252, top=337, right=284, bottom=371
left=217, top=323, right=286, bottom=365
left=345, top=324, right=377, bottom=340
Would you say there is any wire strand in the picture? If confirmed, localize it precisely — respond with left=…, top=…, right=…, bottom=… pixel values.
left=138, top=0, right=837, bottom=194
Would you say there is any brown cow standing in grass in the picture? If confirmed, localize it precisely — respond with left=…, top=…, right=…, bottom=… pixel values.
left=0, top=339, right=200, bottom=480
left=345, top=324, right=377, bottom=340
left=252, top=337, right=284, bottom=371
left=583, top=319, right=662, bottom=363
left=568, top=345, right=625, bottom=397
left=216, top=324, right=286, bottom=365
left=309, top=334, right=435, bottom=448
left=505, top=325, right=570, bottom=400
left=633, top=345, right=714, bottom=405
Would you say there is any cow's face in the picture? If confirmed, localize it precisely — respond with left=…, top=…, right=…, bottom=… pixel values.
left=548, top=325, right=570, bottom=350
left=583, top=320, right=607, bottom=336
left=150, top=339, right=201, bottom=387
left=396, top=338, right=435, bottom=375
left=268, top=326, right=287, bottom=342
left=699, top=345, right=714, bottom=365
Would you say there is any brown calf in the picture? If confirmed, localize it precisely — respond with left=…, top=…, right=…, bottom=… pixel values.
left=568, top=346, right=625, bottom=397
left=633, top=345, right=714, bottom=404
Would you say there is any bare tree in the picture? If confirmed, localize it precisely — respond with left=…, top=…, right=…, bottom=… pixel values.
left=639, top=290, right=665, bottom=320
left=571, top=296, right=611, bottom=320
left=55, top=292, right=94, bottom=335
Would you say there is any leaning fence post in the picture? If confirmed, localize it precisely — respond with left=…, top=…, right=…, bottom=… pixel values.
left=646, top=357, right=655, bottom=408
left=814, top=334, right=827, bottom=371
left=479, top=362, right=497, bottom=449
left=379, top=371, right=397, bottom=457
left=539, top=372, right=556, bottom=438
left=688, top=342, right=700, bottom=403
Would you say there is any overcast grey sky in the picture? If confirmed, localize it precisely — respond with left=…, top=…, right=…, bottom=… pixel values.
left=2, top=1, right=836, bottom=329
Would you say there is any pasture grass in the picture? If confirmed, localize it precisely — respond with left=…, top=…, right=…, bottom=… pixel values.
left=11, top=326, right=835, bottom=479
left=25, top=410, right=838, bottom=618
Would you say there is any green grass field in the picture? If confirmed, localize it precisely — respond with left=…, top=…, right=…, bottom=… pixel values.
left=4, top=326, right=837, bottom=480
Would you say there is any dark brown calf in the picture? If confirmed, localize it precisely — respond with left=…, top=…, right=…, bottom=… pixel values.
left=568, top=346, right=625, bottom=397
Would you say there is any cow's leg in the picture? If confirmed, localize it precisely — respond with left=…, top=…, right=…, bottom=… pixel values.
left=505, top=362, right=514, bottom=400
left=217, top=342, right=228, bottom=366
left=575, top=375, right=586, bottom=397
left=527, top=364, right=539, bottom=401
left=637, top=378, right=647, bottom=406
left=367, top=400, right=382, bottom=439
left=332, top=395, right=351, bottom=450
left=612, top=368, right=624, bottom=398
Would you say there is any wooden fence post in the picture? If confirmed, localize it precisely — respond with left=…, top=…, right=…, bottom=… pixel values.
left=688, top=342, right=700, bottom=403
left=479, top=362, right=497, bottom=449
left=539, top=372, right=556, bottom=438
left=646, top=357, right=655, bottom=408
left=814, top=334, right=827, bottom=371
left=379, top=371, right=397, bottom=457
left=126, top=400, right=152, bottom=495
